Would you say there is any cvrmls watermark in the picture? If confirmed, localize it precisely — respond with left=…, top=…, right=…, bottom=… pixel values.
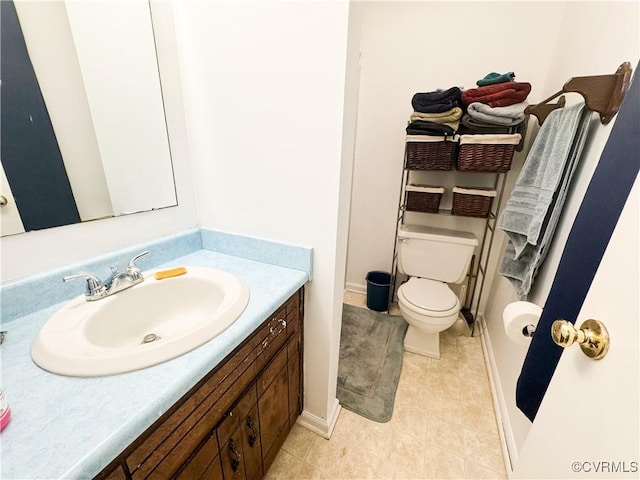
left=571, top=461, right=638, bottom=474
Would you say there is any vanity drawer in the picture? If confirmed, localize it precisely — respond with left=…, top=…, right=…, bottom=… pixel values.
left=254, top=314, right=288, bottom=373
left=174, top=429, right=221, bottom=480
left=257, top=347, right=288, bottom=398
left=217, top=385, right=257, bottom=447
left=99, top=464, right=127, bottom=480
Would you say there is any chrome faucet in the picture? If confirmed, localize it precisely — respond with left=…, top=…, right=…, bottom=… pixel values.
left=63, top=251, right=149, bottom=301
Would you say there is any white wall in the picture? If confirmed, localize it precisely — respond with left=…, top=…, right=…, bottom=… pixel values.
left=174, top=0, right=353, bottom=434
left=345, top=1, right=565, bottom=293
left=481, top=0, right=639, bottom=466
left=0, top=2, right=198, bottom=283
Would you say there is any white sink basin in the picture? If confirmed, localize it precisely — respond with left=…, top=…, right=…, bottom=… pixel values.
left=31, top=267, right=250, bottom=376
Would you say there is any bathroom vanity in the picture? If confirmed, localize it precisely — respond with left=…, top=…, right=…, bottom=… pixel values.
left=96, top=289, right=303, bottom=480
left=0, top=230, right=311, bottom=479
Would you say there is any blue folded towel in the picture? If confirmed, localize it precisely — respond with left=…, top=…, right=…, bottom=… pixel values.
left=498, top=101, right=592, bottom=299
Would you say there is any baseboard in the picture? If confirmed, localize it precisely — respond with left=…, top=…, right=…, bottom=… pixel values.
left=345, top=282, right=366, bottom=295
left=478, top=314, right=517, bottom=477
left=296, top=398, right=341, bottom=439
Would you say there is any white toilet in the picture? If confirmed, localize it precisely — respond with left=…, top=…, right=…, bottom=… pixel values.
left=396, top=224, right=478, bottom=358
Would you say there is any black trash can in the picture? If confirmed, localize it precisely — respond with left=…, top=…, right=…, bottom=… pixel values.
left=366, top=271, right=392, bottom=312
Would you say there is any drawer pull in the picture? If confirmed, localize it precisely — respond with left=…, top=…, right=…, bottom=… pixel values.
left=228, top=439, right=241, bottom=473
left=246, top=416, right=258, bottom=447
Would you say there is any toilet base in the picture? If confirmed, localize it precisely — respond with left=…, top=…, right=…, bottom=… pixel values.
left=403, top=325, right=441, bottom=359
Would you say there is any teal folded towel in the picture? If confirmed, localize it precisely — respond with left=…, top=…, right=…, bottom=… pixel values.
left=498, top=102, right=592, bottom=299
left=477, top=71, right=515, bottom=86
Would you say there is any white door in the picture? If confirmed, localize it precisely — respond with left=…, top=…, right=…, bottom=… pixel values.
left=513, top=177, right=639, bottom=479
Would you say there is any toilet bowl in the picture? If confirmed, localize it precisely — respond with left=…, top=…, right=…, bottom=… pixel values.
left=395, top=224, right=478, bottom=359
left=397, top=277, right=460, bottom=358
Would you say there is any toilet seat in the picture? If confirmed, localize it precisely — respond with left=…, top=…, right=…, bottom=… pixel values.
left=397, top=278, right=460, bottom=317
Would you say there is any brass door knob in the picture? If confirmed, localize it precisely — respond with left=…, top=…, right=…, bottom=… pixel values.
left=551, top=319, right=610, bottom=360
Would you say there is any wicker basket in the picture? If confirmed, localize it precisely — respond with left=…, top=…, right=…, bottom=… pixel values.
left=451, top=187, right=496, bottom=218
left=456, top=134, right=521, bottom=172
left=405, top=185, right=445, bottom=213
left=405, top=135, right=458, bottom=171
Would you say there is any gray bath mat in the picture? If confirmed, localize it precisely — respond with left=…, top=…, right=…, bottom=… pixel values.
left=337, top=304, right=408, bottom=423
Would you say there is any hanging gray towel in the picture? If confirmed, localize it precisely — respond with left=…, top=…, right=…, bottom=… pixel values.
left=498, top=101, right=592, bottom=299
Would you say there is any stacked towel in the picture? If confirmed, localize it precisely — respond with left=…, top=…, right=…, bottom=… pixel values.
left=410, top=107, right=463, bottom=124
left=408, top=87, right=462, bottom=134
left=411, top=87, right=462, bottom=113
left=477, top=71, right=515, bottom=87
left=462, top=82, right=531, bottom=108
left=466, top=102, right=528, bottom=126
left=406, top=120, right=455, bottom=136
left=497, top=102, right=592, bottom=299
left=458, top=71, right=531, bottom=151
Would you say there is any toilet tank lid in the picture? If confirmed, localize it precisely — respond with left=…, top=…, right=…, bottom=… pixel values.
left=398, top=224, right=479, bottom=246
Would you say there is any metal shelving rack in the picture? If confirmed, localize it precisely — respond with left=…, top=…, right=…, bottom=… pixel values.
left=389, top=141, right=509, bottom=335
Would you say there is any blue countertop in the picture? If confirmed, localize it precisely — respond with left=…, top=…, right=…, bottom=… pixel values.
left=0, top=239, right=310, bottom=479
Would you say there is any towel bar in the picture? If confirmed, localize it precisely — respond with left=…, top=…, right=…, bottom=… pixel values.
left=525, top=62, right=633, bottom=125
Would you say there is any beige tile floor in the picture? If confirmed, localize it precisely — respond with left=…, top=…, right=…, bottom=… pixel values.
left=266, top=292, right=507, bottom=480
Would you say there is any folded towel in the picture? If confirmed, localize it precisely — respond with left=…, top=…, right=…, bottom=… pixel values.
left=412, top=87, right=462, bottom=113
left=406, top=134, right=459, bottom=143
left=410, top=102, right=459, bottom=114
left=462, top=82, right=531, bottom=107
left=410, top=107, right=463, bottom=124
left=467, top=102, right=528, bottom=126
left=459, top=133, right=521, bottom=145
left=459, top=115, right=528, bottom=150
left=477, top=71, right=515, bottom=87
left=406, top=120, right=456, bottom=136
left=459, top=114, right=517, bottom=134
left=498, top=102, right=592, bottom=299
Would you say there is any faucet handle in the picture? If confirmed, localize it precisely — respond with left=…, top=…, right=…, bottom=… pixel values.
left=63, top=273, right=106, bottom=298
left=127, top=251, right=149, bottom=278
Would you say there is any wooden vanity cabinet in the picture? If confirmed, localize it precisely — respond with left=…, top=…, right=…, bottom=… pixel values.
left=94, top=288, right=304, bottom=480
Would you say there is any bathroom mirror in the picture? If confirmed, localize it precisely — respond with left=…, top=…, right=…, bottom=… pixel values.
left=0, top=0, right=177, bottom=237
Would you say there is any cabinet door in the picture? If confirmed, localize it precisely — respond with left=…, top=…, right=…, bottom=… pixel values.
left=258, top=354, right=289, bottom=469
left=241, top=405, right=263, bottom=480
left=221, top=429, right=246, bottom=480
left=287, top=336, right=301, bottom=426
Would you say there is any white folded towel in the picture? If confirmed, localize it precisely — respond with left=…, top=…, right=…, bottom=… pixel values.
left=406, top=134, right=459, bottom=143
left=452, top=186, right=496, bottom=197
left=406, top=184, right=445, bottom=194
left=459, top=133, right=521, bottom=145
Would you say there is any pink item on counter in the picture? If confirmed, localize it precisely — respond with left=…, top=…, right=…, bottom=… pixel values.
left=0, top=390, right=11, bottom=432
left=0, top=406, right=11, bottom=431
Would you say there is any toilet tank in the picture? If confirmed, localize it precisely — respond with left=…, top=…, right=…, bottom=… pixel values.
left=397, top=224, right=478, bottom=284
